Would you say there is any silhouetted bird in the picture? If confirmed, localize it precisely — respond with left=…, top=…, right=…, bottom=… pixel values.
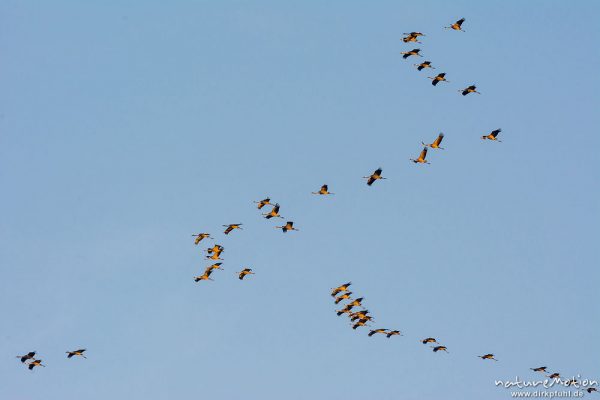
left=16, top=352, right=36, bottom=363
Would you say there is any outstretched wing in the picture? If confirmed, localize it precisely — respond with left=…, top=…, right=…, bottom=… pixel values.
left=433, top=133, right=444, bottom=146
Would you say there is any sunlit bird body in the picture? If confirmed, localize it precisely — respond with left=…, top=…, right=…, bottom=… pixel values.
left=27, top=359, right=45, bottom=370
left=206, top=252, right=223, bottom=261
left=331, top=282, right=352, bottom=297
left=223, top=224, right=243, bottom=235
left=422, top=133, right=445, bottom=149
left=275, top=221, right=298, bottom=233
left=351, top=313, right=374, bottom=322
left=401, top=48, right=423, bottom=59
left=402, top=32, right=424, bottom=44
left=422, top=337, right=438, bottom=344
left=364, top=168, right=386, bottom=186
left=352, top=318, right=370, bottom=330
left=386, top=330, right=402, bottom=338
left=415, top=61, right=435, bottom=71
left=548, top=373, right=560, bottom=379
left=194, top=270, right=213, bottom=282
left=206, top=244, right=224, bottom=256
left=478, top=353, right=498, bottom=361
left=192, top=233, right=212, bottom=245
left=347, top=297, right=364, bottom=308
left=254, top=198, right=272, bottom=209
left=205, top=263, right=224, bottom=274
left=446, top=18, right=466, bottom=32
left=263, top=203, right=283, bottom=219
left=460, top=85, right=480, bottom=96
left=349, top=310, right=372, bottom=321
left=482, top=129, right=502, bottom=142
left=336, top=304, right=356, bottom=316
left=411, top=147, right=431, bottom=164
left=312, top=184, right=334, bottom=195
left=238, top=268, right=254, bottom=280
left=66, top=349, right=87, bottom=359
left=402, top=34, right=420, bottom=44
left=334, top=292, right=352, bottom=304
left=429, top=73, right=449, bottom=86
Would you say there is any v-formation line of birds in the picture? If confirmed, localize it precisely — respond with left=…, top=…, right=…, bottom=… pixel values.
left=14, top=16, right=596, bottom=394
left=329, top=280, right=593, bottom=388
left=320, top=18, right=591, bottom=389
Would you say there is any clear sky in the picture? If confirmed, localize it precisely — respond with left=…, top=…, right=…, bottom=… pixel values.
left=1, top=1, right=599, bottom=399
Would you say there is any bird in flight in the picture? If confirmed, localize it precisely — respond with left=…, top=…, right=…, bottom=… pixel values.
left=401, top=48, right=423, bottom=59
left=428, top=72, right=449, bottom=86
left=347, top=297, right=364, bottom=308
left=548, top=373, right=561, bottom=379
left=206, top=244, right=224, bottom=255
left=482, top=129, right=502, bottom=142
left=414, top=61, right=435, bottom=71
left=352, top=319, right=370, bottom=330
left=205, top=263, right=224, bottom=273
left=422, top=133, right=445, bottom=149
left=431, top=345, right=449, bottom=353
left=66, top=349, right=87, bottom=359
left=254, top=198, right=272, bottom=209
left=402, top=32, right=424, bottom=43
left=275, top=221, right=298, bottom=233
left=364, top=168, right=386, bottom=186
left=237, top=268, right=254, bottom=280
left=331, top=282, right=352, bottom=297
left=27, top=359, right=45, bottom=370
left=334, top=292, right=352, bottom=304
left=459, top=85, right=480, bottom=96
left=422, top=337, right=438, bottom=344
left=478, top=353, right=498, bottom=361
left=445, top=18, right=466, bottom=32
left=312, top=184, right=334, bottom=195
left=411, top=147, right=431, bottom=164
left=192, top=233, right=212, bottom=245
left=368, top=328, right=389, bottom=337
left=16, top=351, right=36, bottom=364
left=349, top=310, right=372, bottom=321
left=530, top=366, right=548, bottom=373
left=263, top=204, right=283, bottom=219
left=206, top=252, right=223, bottom=261
left=194, top=269, right=214, bottom=282
left=336, top=303, right=356, bottom=316
left=223, top=224, right=243, bottom=235
left=386, top=330, right=402, bottom=338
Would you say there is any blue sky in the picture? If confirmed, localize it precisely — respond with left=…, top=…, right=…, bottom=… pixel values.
left=1, top=1, right=599, bottom=399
